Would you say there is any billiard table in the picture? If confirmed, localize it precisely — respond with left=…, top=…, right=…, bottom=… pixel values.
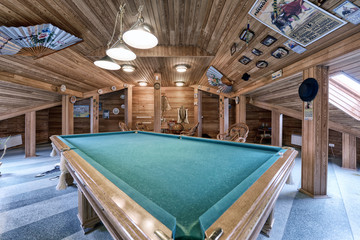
left=50, top=131, right=297, bottom=240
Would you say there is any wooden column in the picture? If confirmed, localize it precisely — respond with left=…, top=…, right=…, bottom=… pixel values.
left=90, top=94, right=99, bottom=133
left=62, top=95, right=74, bottom=135
left=236, top=95, right=246, bottom=123
left=154, top=74, right=161, bottom=133
left=224, top=98, right=229, bottom=133
left=194, top=89, right=202, bottom=137
left=342, top=133, right=357, bottom=169
left=125, top=86, right=133, bottom=129
left=300, top=66, right=329, bottom=197
left=25, top=111, right=36, bottom=158
left=271, top=111, right=283, bottom=146
left=219, top=95, right=225, bottom=135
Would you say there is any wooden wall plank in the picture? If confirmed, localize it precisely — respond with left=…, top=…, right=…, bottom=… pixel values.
left=154, top=83, right=161, bottom=133
left=25, top=111, right=36, bottom=157
left=342, top=133, right=357, bottom=169
left=62, top=95, right=74, bottom=135
left=125, top=86, right=133, bottom=129
left=271, top=111, right=283, bottom=147
left=90, top=95, right=99, bottom=133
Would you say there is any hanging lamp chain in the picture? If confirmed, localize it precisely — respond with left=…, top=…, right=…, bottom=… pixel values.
left=107, top=3, right=126, bottom=49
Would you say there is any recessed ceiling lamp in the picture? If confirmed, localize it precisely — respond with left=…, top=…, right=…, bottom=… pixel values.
left=176, top=65, right=188, bottom=73
left=123, top=6, right=158, bottom=49
left=138, top=80, right=147, bottom=87
left=94, top=56, right=120, bottom=70
left=175, top=81, right=185, bottom=87
left=122, top=64, right=136, bottom=72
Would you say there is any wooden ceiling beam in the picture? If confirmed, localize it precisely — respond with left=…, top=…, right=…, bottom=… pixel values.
left=0, top=71, right=83, bottom=98
left=83, top=84, right=129, bottom=98
left=87, top=46, right=214, bottom=58
left=249, top=100, right=360, bottom=138
left=0, top=101, right=62, bottom=121
left=231, top=32, right=360, bottom=97
left=190, top=85, right=232, bottom=98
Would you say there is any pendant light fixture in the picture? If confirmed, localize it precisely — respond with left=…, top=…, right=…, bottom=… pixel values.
left=123, top=6, right=158, bottom=49
left=94, top=55, right=120, bottom=70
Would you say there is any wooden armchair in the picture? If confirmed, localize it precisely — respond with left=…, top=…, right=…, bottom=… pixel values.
left=180, top=122, right=199, bottom=136
left=217, top=123, right=249, bottom=142
left=118, top=121, right=131, bottom=131
left=135, top=122, right=149, bottom=131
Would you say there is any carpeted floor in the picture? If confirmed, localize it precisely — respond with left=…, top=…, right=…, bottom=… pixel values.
left=0, top=144, right=359, bottom=240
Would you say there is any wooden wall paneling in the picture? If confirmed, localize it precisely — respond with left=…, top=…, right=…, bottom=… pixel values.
left=194, top=88, right=203, bottom=137
left=219, top=96, right=225, bottom=136
left=36, top=109, right=50, bottom=144
left=25, top=111, right=36, bottom=158
left=271, top=111, right=283, bottom=147
left=125, top=86, right=133, bottom=129
left=62, top=95, right=74, bottom=135
left=90, top=95, right=99, bottom=133
left=300, top=66, right=329, bottom=197
left=99, top=90, right=125, bottom=133
left=224, top=98, right=229, bottom=133
left=236, top=95, right=246, bottom=123
left=229, top=99, right=236, bottom=126
left=48, top=106, right=62, bottom=137
left=283, top=116, right=302, bottom=148
left=246, top=104, right=272, bottom=143
left=328, top=130, right=342, bottom=158
left=342, top=133, right=357, bottom=169
left=132, top=87, right=154, bottom=130
left=202, top=92, right=220, bottom=138
left=154, top=84, right=161, bottom=133
left=357, top=138, right=360, bottom=165
left=73, top=99, right=91, bottom=134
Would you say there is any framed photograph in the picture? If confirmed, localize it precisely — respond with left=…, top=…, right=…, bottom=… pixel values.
left=333, top=0, right=360, bottom=24
left=271, top=47, right=289, bottom=59
left=256, top=60, right=268, bottom=68
left=103, top=110, right=110, bottom=119
left=239, top=56, right=252, bottom=65
left=251, top=48, right=263, bottom=56
left=230, top=43, right=237, bottom=56
left=239, top=29, right=255, bottom=43
left=261, top=35, right=277, bottom=46
left=74, top=105, right=89, bottom=118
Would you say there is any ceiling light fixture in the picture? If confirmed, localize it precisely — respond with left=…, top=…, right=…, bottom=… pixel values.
left=94, top=4, right=157, bottom=70
left=175, top=81, right=185, bottom=87
left=122, top=64, right=136, bottom=72
left=123, top=6, right=158, bottom=49
left=138, top=81, right=147, bottom=87
left=176, top=65, right=188, bottom=73
left=94, top=56, right=121, bottom=70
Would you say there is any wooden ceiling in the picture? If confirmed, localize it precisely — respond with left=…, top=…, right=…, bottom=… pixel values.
left=0, top=0, right=360, bottom=127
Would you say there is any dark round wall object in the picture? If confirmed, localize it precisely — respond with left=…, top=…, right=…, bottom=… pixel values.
left=242, top=73, right=250, bottom=81
left=298, top=78, right=319, bottom=102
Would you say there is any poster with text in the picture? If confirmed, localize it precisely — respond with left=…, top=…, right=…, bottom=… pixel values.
left=249, top=0, right=347, bottom=46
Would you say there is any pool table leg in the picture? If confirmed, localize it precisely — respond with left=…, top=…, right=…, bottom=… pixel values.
left=261, top=209, right=274, bottom=237
left=78, top=189, right=101, bottom=231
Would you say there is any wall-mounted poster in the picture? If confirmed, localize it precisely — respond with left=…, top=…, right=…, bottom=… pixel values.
left=103, top=110, right=110, bottom=119
left=249, top=0, right=347, bottom=46
left=74, top=105, right=89, bottom=118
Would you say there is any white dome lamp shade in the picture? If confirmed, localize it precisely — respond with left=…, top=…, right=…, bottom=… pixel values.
left=94, top=56, right=121, bottom=70
left=106, top=39, right=136, bottom=61
left=123, top=19, right=158, bottom=49
left=122, top=64, right=136, bottom=72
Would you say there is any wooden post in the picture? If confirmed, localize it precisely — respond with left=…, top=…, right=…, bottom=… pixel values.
left=219, top=95, right=225, bottom=135
left=224, top=98, right=229, bottom=133
left=236, top=95, right=246, bottom=123
left=300, top=66, right=329, bottom=197
left=194, top=89, right=202, bottom=137
left=90, top=95, right=99, bottom=133
left=154, top=73, right=161, bottom=133
left=25, top=111, right=36, bottom=158
left=125, top=86, right=133, bottom=129
left=342, top=133, right=357, bottom=169
left=62, top=95, right=74, bottom=135
left=271, top=111, right=283, bottom=146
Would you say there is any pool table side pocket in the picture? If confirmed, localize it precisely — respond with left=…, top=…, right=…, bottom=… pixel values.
left=61, top=149, right=174, bottom=240
left=205, top=148, right=298, bottom=240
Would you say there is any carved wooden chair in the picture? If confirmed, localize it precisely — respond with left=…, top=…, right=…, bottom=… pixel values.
left=135, top=122, right=149, bottom=131
left=118, top=121, right=131, bottom=131
left=217, top=122, right=249, bottom=143
left=180, top=122, right=199, bottom=136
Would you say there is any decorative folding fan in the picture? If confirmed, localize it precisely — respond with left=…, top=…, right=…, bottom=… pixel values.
left=0, top=23, right=82, bottom=58
left=206, top=66, right=233, bottom=93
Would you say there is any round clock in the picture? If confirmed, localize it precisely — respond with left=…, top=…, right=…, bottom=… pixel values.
left=154, top=82, right=161, bottom=90
left=97, top=89, right=103, bottom=94
left=60, top=84, right=66, bottom=92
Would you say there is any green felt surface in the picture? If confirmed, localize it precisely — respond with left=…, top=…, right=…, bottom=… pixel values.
left=59, top=131, right=283, bottom=239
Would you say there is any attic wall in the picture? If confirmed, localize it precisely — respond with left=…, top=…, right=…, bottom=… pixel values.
left=73, top=98, right=91, bottom=134
left=99, top=90, right=125, bottom=133
left=282, top=116, right=302, bottom=148
left=201, top=92, right=219, bottom=138
left=246, top=104, right=271, bottom=143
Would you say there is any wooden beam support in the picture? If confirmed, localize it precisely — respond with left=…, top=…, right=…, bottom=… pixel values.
left=0, top=101, right=61, bottom=121
left=88, top=46, right=214, bottom=58
left=224, top=98, right=229, bottom=133
left=342, top=133, right=357, bottom=169
left=236, top=95, right=246, bottom=123
left=219, top=96, right=225, bottom=136
left=25, top=111, right=36, bottom=158
left=232, top=32, right=360, bottom=96
left=83, top=84, right=128, bottom=98
left=190, top=85, right=232, bottom=98
left=154, top=74, right=161, bottom=133
left=125, top=86, right=133, bottom=129
left=271, top=111, right=283, bottom=147
left=250, top=99, right=360, bottom=138
left=0, top=71, right=83, bottom=97
left=90, top=95, right=99, bottom=133
left=300, top=66, right=329, bottom=197
left=194, top=89, right=203, bottom=137
left=62, top=95, right=74, bottom=135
